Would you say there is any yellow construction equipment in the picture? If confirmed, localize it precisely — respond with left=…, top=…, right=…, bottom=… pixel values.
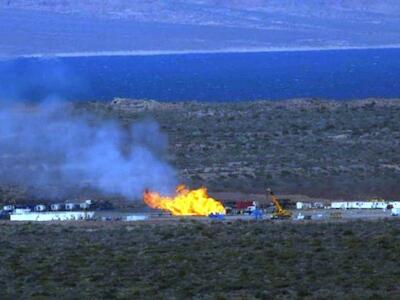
left=267, top=188, right=292, bottom=219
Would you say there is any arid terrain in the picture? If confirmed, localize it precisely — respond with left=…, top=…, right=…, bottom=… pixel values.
left=1, top=99, right=400, bottom=299
left=84, top=98, right=400, bottom=199
left=1, top=98, right=400, bottom=205
left=0, top=219, right=399, bottom=299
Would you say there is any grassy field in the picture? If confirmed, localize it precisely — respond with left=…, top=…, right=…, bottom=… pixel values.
left=1, top=219, right=400, bottom=299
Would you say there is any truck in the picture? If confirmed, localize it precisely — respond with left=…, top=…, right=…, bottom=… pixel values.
left=392, top=208, right=400, bottom=216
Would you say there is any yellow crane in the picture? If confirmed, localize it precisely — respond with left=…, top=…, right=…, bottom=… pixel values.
left=267, top=188, right=292, bottom=219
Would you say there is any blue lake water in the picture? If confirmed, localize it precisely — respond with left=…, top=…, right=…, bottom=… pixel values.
left=1, top=48, right=400, bottom=102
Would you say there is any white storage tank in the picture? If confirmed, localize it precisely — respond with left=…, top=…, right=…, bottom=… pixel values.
left=79, top=200, right=92, bottom=210
left=297, top=202, right=312, bottom=210
left=305, top=203, right=312, bottom=209
left=51, top=204, right=63, bottom=211
left=34, top=205, right=47, bottom=212
left=65, top=203, right=77, bottom=211
left=313, top=202, right=324, bottom=209
left=3, top=205, right=15, bottom=212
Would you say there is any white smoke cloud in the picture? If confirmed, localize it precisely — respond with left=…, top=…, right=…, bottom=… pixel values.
left=0, top=100, right=177, bottom=200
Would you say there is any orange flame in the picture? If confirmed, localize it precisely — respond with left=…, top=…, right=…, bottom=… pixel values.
left=143, top=185, right=225, bottom=216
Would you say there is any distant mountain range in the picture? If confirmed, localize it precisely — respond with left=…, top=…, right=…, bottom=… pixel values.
left=0, top=0, right=399, bottom=56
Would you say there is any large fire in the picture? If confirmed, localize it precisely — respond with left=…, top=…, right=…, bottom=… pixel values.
left=143, top=185, right=226, bottom=216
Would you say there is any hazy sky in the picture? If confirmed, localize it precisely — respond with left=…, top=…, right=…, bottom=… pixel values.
left=0, top=1, right=399, bottom=55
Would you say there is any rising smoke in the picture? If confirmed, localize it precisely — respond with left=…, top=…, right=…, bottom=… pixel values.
left=0, top=100, right=177, bottom=200
left=0, top=56, right=177, bottom=200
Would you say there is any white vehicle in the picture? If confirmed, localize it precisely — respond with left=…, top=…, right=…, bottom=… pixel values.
left=51, top=204, right=63, bottom=211
left=392, top=208, right=400, bottom=216
left=3, top=205, right=15, bottom=212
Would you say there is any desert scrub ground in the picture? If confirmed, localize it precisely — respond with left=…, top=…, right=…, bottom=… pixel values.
left=1, top=98, right=400, bottom=204
left=83, top=98, right=400, bottom=199
left=0, top=219, right=400, bottom=299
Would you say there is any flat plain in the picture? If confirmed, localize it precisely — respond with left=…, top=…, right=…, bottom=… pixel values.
left=2, top=98, right=400, bottom=205
left=83, top=98, right=400, bottom=200
left=1, top=219, right=400, bottom=299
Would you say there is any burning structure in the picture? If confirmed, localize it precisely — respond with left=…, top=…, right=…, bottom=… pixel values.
left=144, top=185, right=225, bottom=216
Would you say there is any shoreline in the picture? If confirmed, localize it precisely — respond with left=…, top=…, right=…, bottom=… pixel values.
left=3, top=98, right=400, bottom=105
left=2, top=44, right=400, bottom=59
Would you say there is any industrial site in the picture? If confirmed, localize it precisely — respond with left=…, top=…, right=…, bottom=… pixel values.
left=2, top=186, right=400, bottom=223
left=1, top=98, right=399, bottom=298
left=1, top=1, right=400, bottom=298
left=1, top=99, right=399, bottom=224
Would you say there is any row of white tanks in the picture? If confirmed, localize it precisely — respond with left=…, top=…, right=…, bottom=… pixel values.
left=296, top=201, right=400, bottom=210
left=330, top=201, right=400, bottom=210
left=3, top=200, right=92, bottom=213
left=297, top=200, right=400, bottom=217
